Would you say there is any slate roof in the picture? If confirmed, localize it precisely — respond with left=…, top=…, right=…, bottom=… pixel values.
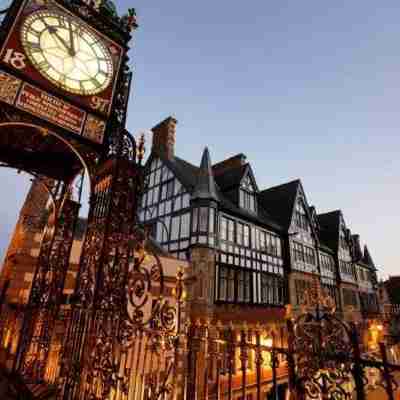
left=317, top=210, right=341, bottom=252
left=258, top=180, right=300, bottom=230
left=163, top=156, right=199, bottom=191
left=213, top=164, right=248, bottom=191
left=147, top=152, right=283, bottom=233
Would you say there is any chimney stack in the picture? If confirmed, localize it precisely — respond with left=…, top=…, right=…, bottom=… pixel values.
left=151, top=116, right=177, bottom=160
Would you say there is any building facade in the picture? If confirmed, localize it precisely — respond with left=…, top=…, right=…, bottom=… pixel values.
left=139, top=116, right=380, bottom=327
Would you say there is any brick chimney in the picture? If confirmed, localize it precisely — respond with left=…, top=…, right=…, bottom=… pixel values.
left=212, top=153, right=247, bottom=176
left=151, top=116, right=177, bottom=160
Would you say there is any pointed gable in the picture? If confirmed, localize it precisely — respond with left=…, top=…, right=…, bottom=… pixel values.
left=192, top=147, right=218, bottom=201
left=293, top=182, right=317, bottom=235
left=258, top=179, right=300, bottom=231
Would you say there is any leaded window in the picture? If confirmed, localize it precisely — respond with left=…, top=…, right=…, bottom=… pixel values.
left=321, top=277, right=339, bottom=307
left=260, top=273, right=285, bottom=305
left=342, top=288, right=358, bottom=307
left=339, top=260, right=356, bottom=282
left=320, top=253, right=335, bottom=277
left=218, top=265, right=235, bottom=302
left=191, top=206, right=217, bottom=247
left=292, top=242, right=316, bottom=273
left=294, top=279, right=313, bottom=305
left=139, top=158, right=191, bottom=260
left=239, top=174, right=257, bottom=213
left=294, top=198, right=309, bottom=231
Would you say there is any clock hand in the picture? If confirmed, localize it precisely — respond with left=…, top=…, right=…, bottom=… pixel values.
left=68, top=21, right=76, bottom=56
left=42, top=19, right=73, bottom=55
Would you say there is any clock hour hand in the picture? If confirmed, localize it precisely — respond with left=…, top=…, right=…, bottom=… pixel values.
left=68, top=21, right=76, bottom=56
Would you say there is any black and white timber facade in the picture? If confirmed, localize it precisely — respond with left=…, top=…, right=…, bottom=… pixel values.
left=139, top=116, right=379, bottom=316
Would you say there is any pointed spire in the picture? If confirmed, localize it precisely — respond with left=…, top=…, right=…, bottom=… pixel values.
left=192, top=147, right=219, bottom=201
left=363, top=245, right=375, bottom=268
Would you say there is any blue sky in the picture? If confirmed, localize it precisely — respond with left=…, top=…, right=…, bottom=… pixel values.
left=1, top=1, right=399, bottom=278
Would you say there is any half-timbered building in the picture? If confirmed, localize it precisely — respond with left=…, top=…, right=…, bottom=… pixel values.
left=139, top=116, right=380, bottom=328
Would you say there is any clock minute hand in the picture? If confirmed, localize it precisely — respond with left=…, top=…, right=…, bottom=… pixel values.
left=43, top=19, right=73, bottom=55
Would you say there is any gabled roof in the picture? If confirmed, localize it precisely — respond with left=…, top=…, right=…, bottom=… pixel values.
left=258, top=179, right=300, bottom=230
left=213, top=164, right=248, bottom=192
left=145, top=151, right=283, bottom=233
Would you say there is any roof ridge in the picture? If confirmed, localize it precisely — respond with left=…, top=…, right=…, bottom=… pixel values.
left=317, top=209, right=341, bottom=217
left=260, top=179, right=300, bottom=194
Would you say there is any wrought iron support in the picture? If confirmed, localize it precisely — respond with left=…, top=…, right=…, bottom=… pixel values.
left=14, top=188, right=80, bottom=383
left=271, top=331, right=279, bottom=400
left=239, top=328, right=248, bottom=400
left=286, top=319, right=298, bottom=399
left=255, top=330, right=263, bottom=400
left=59, top=154, right=142, bottom=399
left=350, top=323, right=366, bottom=400
left=186, top=321, right=200, bottom=400
left=379, top=342, right=395, bottom=400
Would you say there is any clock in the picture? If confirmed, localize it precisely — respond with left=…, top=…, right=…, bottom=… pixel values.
left=20, top=9, right=114, bottom=96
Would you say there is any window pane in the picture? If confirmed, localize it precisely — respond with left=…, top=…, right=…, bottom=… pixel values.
left=171, top=216, right=180, bottom=240
left=243, top=225, right=250, bottom=247
left=239, top=190, right=244, bottom=208
left=192, top=208, right=199, bottom=233
left=181, top=213, right=190, bottom=238
left=221, top=217, right=227, bottom=240
left=228, top=220, right=235, bottom=242
left=199, top=207, right=208, bottom=232
left=237, top=223, right=243, bottom=245
left=209, top=208, right=215, bottom=234
left=182, top=194, right=190, bottom=209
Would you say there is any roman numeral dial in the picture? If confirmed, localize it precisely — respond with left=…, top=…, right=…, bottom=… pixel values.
left=20, top=10, right=114, bottom=96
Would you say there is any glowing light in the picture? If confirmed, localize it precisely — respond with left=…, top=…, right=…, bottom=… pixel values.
left=21, top=10, right=114, bottom=95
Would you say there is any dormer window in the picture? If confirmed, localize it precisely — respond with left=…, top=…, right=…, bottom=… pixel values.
left=339, top=228, right=347, bottom=250
left=239, top=175, right=257, bottom=213
left=294, top=198, right=308, bottom=231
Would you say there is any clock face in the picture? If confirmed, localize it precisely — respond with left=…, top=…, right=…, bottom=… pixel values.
left=20, top=10, right=114, bottom=96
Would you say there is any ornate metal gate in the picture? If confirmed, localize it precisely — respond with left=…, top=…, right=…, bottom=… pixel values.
left=289, top=309, right=400, bottom=400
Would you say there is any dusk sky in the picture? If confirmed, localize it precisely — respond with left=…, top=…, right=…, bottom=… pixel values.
left=1, top=1, right=399, bottom=278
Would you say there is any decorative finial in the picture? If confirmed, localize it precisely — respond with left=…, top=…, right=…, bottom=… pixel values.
left=137, top=133, right=145, bottom=164
left=122, top=8, right=138, bottom=32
